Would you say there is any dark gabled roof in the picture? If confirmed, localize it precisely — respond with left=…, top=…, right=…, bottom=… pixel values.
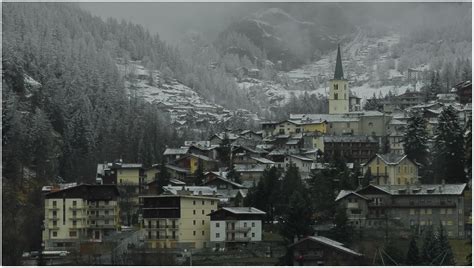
left=45, top=184, right=120, bottom=200
left=335, top=190, right=369, bottom=202
left=334, top=44, right=344, bottom=80
left=203, top=176, right=247, bottom=189
left=356, top=184, right=392, bottom=196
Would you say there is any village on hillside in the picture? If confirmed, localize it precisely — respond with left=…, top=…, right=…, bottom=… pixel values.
left=29, top=44, right=473, bottom=266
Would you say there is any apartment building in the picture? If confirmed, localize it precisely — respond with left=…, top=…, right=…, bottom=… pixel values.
left=208, top=207, right=265, bottom=248
left=362, top=153, right=419, bottom=185
left=141, top=193, right=219, bottom=249
left=42, top=184, right=120, bottom=251
left=336, top=183, right=467, bottom=238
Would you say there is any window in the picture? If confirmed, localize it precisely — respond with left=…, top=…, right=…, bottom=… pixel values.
left=244, top=233, right=247, bottom=237
left=202, top=200, right=205, bottom=205
left=193, top=210, right=196, bottom=215
left=202, top=210, right=205, bottom=215
left=252, top=222, right=255, bottom=227
left=70, top=231, right=77, bottom=237
left=73, top=220, right=77, bottom=226
left=244, top=222, right=247, bottom=227
left=211, top=201, right=214, bottom=205
left=252, top=233, right=255, bottom=238
left=447, top=208, right=453, bottom=215
left=193, top=220, right=196, bottom=225
left=193, top=231, right=196, bottom=236
left=72, top=200, right=77, bottom=206
left=52, top=201, right=57, bottom=207
left=334, top=93, right=338, bottom=100
left=334, top=84, right=338, bottom=90
left=202, top=230, right=205, bottom=236
left=202, top=220, right=205, bottom=225
left=53, top=211, right=57, bottom=217
left=53, top=220, right=57, bottom=227
left=105, top=220, right=109, bottom=224
left=216, top=233, right=220, bottom=238
left=105, top=210, right=109, bottom=215
left=53, top=231, right=58, bottom=237
left=193, top=200, right=196, bottom=205
left=73, top=211, right=77, bottom=216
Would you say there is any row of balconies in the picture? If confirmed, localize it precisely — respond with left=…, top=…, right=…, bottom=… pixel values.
left=146, top=225, right=179, bottom=230
left=226, top=227, right=251, bottom=233
left=146, top=235, right=179, bottom=240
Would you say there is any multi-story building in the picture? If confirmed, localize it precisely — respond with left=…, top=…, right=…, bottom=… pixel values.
left=323, top=135, right=379, bottom=164
left=362, top=154, right=419, bottom=185
left=141, top=193, right=219, bottom=249
left=42, top=184, right=120, bottom=251
left=336, top=183, right=467, bottom=238
left=208, top=207, right=265, bottom=248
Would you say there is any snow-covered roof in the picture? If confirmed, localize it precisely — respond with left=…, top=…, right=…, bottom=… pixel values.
left=114, top=163, right=142, bottom=169
left=323, top=135, right=378, bottom=143
left=373, top=153, right=408, bottom=165
left=335, top=190, right=369, bottom=202
left=289, top=236, right=362, bottom=257
left=163, top=185, right=218, bottom=196
left=372, top=183, right=467, bottom=196
left=163, top=148, right=189, bottom=155
left=250, top=157, right=275, bottom=164
left=288, top=155, right=314, bottom=162
left=221, top=207, right=266, bottom=215
left=165, top=164, right=191, bottom=174
left=234, top=164, right=266, bottom=172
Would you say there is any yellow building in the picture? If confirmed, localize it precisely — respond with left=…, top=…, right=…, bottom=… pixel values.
left=175, top=154, right=218, bottom=174
left=329, top=44, right=350, bottom=114
left=274, top=119, right=327, bottom=136
left=42, top=184, right=120, bottom=251
left=113, top=163, right=143, bottom=185
left=362, top=154, right=419, bottom=185
left=142, top=193, right=219, bottom=249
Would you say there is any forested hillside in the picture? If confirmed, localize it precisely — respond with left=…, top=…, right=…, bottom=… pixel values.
left=2, top=3, right=186, bottom=264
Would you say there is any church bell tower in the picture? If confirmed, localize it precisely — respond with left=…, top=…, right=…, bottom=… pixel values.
left=329, top=44, right=349, bottom=114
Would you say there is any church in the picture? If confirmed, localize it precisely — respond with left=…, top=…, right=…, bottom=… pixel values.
left=328, top=44, right=361, bottom=114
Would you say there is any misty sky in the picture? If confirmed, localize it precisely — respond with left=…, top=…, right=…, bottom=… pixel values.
left=80, top=2, right=471, bottom=44
left=80, top=2, right=269, bottom=43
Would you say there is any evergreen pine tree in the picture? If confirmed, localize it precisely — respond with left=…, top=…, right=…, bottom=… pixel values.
left=279, top=187, right=314, bottom=243
left=434, top=223, right=456, bottom=265
left=421, top=225, right=438, bottom=265
left=329, top=206, right=353, bottom=244
left=432, top=105, right=466, bottom=183
left=193, top=162, right=205, bottom=186
left=405, top=235, right=421, bottom=265
left=402, top=112, right=430, bottom=181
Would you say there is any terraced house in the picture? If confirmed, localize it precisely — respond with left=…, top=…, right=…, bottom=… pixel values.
left=42, top=184, right=120, bottom=251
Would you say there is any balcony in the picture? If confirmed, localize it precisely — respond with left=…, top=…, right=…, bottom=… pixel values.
left=89, top=214, right=115, bottom=220
left=89, top=224, right=116, bottom=229
left=49, top=207, right=60, bottom=211
left=147, top=225, right=179, bottom=230
left=225, top=237, right=251, bottom=242
left=69, top=207, right=85, bottom=212
left=47, top=225, right=60, bottom=230
left=47, top=215, right=60, bottom=220
left=146, top=235, right=179, bottom=240
left=226, top=227, right=251, bottom=233
left=88, top=205, right=115, bottom=210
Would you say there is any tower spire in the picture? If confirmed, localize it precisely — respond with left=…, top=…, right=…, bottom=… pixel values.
left=334, top=44, right=344, bottom=80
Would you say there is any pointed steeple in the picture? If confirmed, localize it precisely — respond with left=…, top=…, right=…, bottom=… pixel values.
left=334, top=44, right=344, bottom=80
